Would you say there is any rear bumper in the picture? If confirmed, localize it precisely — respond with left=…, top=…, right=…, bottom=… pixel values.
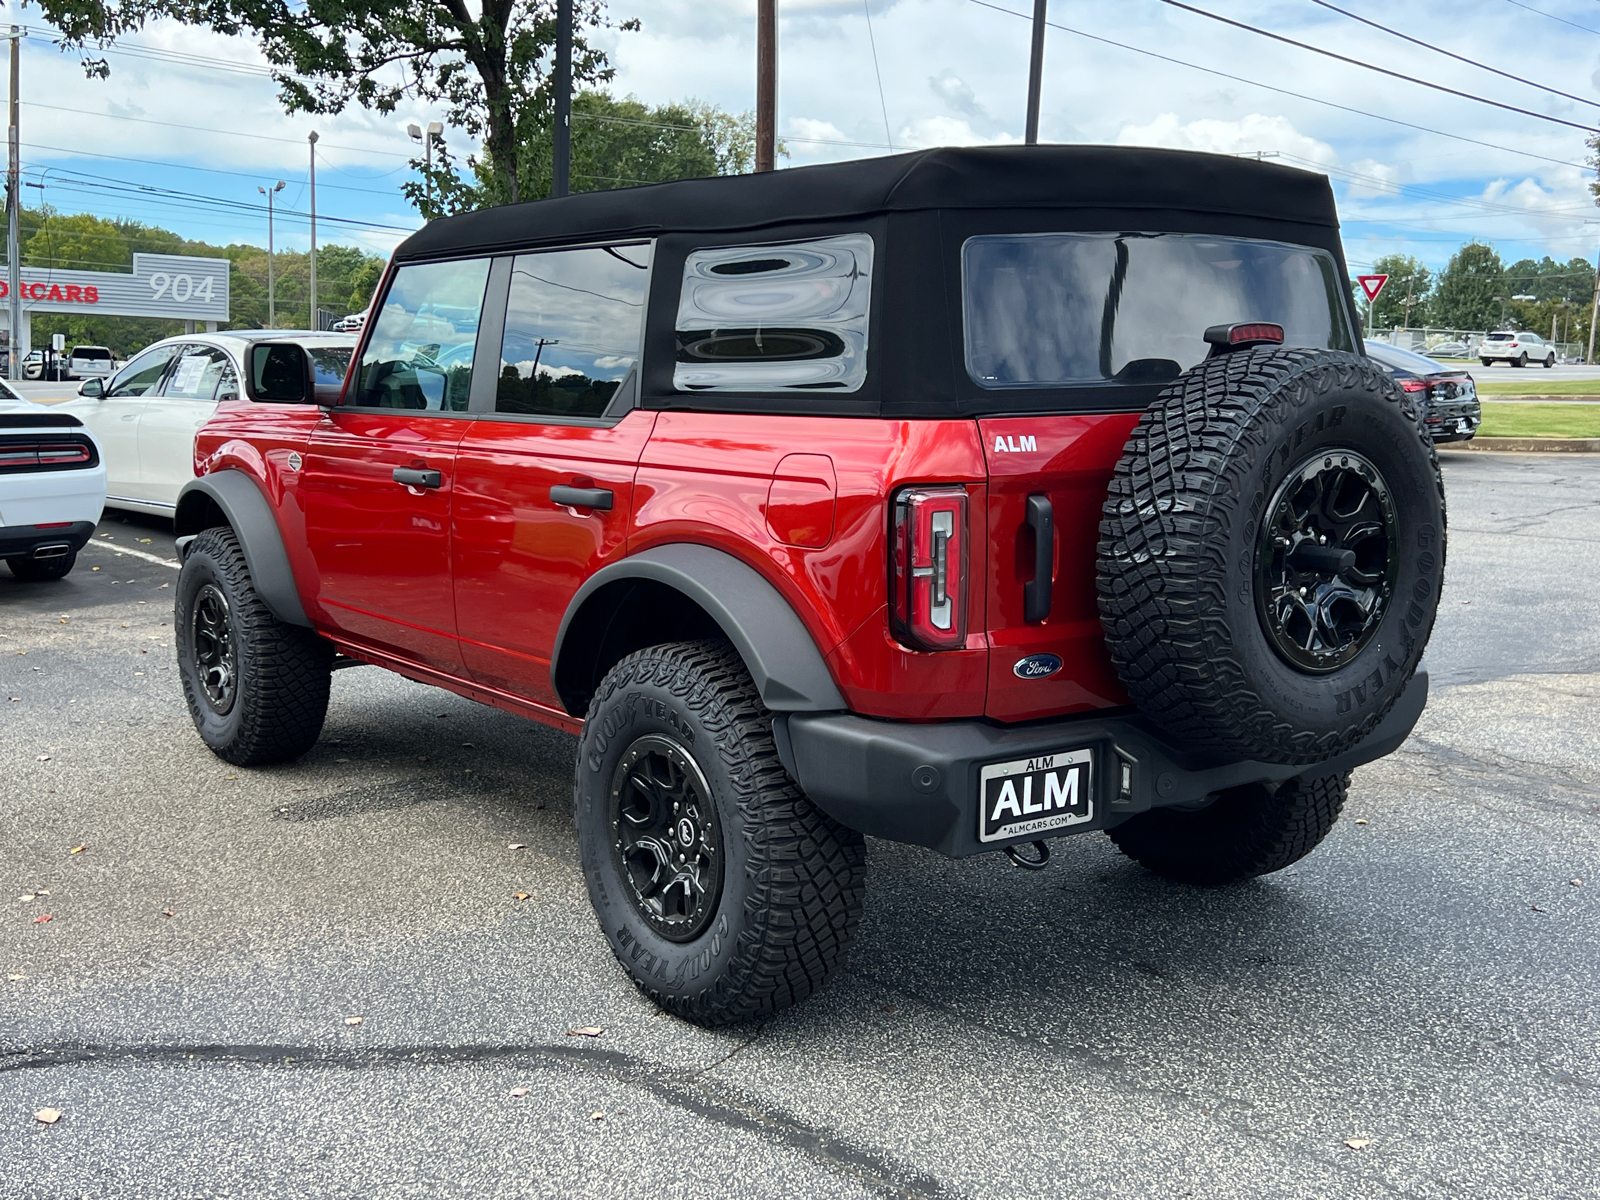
left=0, top=519, right=96, bottom=559
left=781, top=670, right=1428, bottom=858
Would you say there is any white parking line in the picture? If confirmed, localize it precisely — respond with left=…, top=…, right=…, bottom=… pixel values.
left=82, top=539, right=180, bottom=570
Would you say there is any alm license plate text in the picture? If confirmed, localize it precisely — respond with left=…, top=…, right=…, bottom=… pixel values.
left=978, top=749, right=1093, bottom=843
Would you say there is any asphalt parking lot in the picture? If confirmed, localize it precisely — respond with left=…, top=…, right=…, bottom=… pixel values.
left=3, top=452, right=1597, bottom=1199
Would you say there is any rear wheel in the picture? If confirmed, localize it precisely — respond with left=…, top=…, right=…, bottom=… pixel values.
left=6, top=550, right=76, bottom=581
left=1107, top=773, right=1350, bottom=885
left=575, top=640, right=865, bottom=1026
left=1516, top=352, right=1528, bottom=368
left=1480, top=358, right=1492, bottom=367
left=1545, top=354, right=1556, bottom=368
left=175, top=527, right=332, bottom=765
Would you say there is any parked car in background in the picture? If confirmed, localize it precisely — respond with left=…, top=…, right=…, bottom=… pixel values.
left=1425, top=340, right=1469, bottom=359
left=1365, top=340, right=1480, bottom=443
left=1479, top=330, right=1554, bottom=368
left=67, top=345, right=115, bottom=381
left=331, top=311, right=367, bottom=333
left=59, top=330, right=356, bottom=516
left=0, top=377, right=105, bottom=580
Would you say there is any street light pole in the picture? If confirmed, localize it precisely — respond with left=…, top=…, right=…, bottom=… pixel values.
left=308, top=131, right=318, bottom=330
left=407, top=121, right=444, bottom=215
left=1025, top=0, right=1047, bottom=145
left=7, top=25, right=20, bottom=380
left=258, top=179, right=285, bottom=327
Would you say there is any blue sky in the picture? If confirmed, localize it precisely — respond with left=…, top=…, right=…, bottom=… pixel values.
left=11, top=0, right=1599, bottom=276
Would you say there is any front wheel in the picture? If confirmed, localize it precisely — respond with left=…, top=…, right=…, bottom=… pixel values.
left=175, top=527, right=333, bottom=765
left=575, top=640, right=865, bottom=1026
left=6, top=550, right=76, bottom=581
left=1107, top=772, right=1350, bottom=885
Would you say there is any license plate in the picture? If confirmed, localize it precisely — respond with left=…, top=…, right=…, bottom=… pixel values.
left=978, top=749, right=1093, bottom=843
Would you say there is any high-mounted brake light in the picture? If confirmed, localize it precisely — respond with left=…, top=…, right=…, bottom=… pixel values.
left=1203, top=321, right=1286, bottom=353
left=891, top=486, right=969, bottom=651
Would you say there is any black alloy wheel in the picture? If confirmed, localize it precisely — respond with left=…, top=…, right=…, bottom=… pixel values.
left=191, top=582, right=238, bottom=713
left=609, top=734, right=724, bottom=942
left=1255, top=449, right=1399, bottom=674
left=1517, top=352, right=1528, bottom=367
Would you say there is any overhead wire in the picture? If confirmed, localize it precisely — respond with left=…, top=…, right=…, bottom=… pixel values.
left=1304, top=0, right=1600, bottom=112
left=863, top=1, right=896, bottom=151
left=1500, top=0, right=1600, bottom=35
left=1152, top=0, right=1597, bottom=132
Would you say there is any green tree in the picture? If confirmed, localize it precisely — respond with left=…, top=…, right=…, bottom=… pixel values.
left=1368, top=254, right=1432, bottom=330
left=1432, top=242, right=1505, bottom=332
left=41, top=0, right=629, bottom=209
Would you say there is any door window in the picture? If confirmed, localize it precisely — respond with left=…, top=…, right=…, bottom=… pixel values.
left=495, top=243, right=652, bottom=419
left=107, top=345, right=181, bottom=397
left=160, top=346, right=232, bottom=400
left=673, top=233, right=873, bottom=393
left=352, top=258, right=490, bottom=411
left=214, top=360, right=240, bottom=401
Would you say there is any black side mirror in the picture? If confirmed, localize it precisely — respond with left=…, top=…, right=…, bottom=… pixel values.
left=78, top=377, right=104, bottom=399
left=248, top=343, right=312, bottom=404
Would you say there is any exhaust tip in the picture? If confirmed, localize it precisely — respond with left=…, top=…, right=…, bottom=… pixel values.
left=32, top=544, right=71, bottom=560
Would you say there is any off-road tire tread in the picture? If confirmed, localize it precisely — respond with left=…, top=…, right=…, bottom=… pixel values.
left=1106, top=771, right=1350, bottom=885
left=179, top=527, right=331, bottom=766
left=1096, top=348, right=1442, bottom=764
left=581, top=639, right=866, bottom=1026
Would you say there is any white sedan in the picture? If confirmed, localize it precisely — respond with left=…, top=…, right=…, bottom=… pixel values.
left=0, top=379, right=106, bottom=581
left=60, top=331, right=356, bottom=516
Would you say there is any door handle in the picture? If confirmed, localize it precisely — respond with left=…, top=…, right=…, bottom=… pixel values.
left=393, top=467, right=442, bottom=489
left=550, top=485, right=613, bottom=511
left=1023, top=493, right=1053, bottom=623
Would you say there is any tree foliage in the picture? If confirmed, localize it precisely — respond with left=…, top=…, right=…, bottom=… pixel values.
left=1367, top=254, right=1432, bottom=329
left=1432, top=242, right=1506, bottom=332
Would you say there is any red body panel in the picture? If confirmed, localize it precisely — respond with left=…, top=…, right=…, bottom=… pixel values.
left=451, top=411, right=657, bottom=707
left=978, top=414, right=1137, bottom=721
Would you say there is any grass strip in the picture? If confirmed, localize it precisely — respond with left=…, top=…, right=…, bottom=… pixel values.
left=1474, top=378, right=1600, bottom=396
left=1477, top=403, right=1600, bottom=438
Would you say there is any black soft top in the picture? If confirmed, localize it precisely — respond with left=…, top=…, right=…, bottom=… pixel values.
left=394, top=145, right=1339, bottom=262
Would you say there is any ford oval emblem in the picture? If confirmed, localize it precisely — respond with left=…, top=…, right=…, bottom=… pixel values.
left=1013, top=653, right=1063, bottom=680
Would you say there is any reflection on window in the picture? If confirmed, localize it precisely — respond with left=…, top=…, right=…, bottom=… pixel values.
left=354, top=258, right=489, bottom=411
left=108, top=345, right=180, bottom=398
left=674, top=233, right=872, bottom=393
left=309, top=347, right=353, bottom=387
left=962, top=232, right=1354, bottom=389
left=495, top=243, right=650, bottom=419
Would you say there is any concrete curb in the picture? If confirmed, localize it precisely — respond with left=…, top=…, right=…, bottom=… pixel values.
left=1450, top=437, right=1600, bottom=453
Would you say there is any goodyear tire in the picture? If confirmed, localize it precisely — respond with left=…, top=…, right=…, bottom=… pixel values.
left=175, top=527, right=333, bottom=765
left=575, top=640, right=865, bottom=1026
left=1097, top=348, right=1445, bottom=766
left=1108, top=772, right=1350, bottom=885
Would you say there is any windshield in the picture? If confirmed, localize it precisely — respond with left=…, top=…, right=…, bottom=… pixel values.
left=962, top=232, right=1354, bottom=389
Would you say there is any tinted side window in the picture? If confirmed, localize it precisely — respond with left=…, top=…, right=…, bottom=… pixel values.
left=495, top=243, right=651, bottom=419
left=674, top=233, right=873, bottom=393
left=353, top=259, right=489, bottom=411
left=108, top=345, right=180, bottom=397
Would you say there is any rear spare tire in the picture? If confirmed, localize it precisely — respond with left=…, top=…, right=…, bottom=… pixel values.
left=1097, top=348, right=1444, bottom=765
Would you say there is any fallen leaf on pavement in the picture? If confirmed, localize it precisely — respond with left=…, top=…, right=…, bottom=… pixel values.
left=161, top=909, right=175, bottom=918
left=590, top=1112, right=605, bottom=1122
left=20, top=895, right=34, bottom=902
left=344, top=1016, right=363, bottom=1026
left=513, top=892, right=531, bottom=901
left=1353, top=818, right=1368, bottom=825
left=509, top=1088, right=529, bottom=1098
left=567, top=1027, right=604, bottom=1038
left=1531, top=905, right=1545, bottom=912
left=508, top=843, right=526, bottom=850
left=138, top=538, right=152, bottom=544
left=69, top=845, right=86, bottom=854
left=7, top=973, right=25, bottom=981
left=8, top=698, right=18, bottom=703
left=33, top=915, right=52, bottom=924
left=1344, top=1138, right=1371, bottom=1150
left=1572, top=879, right=1584, bottom=887
left=36, top=755, right=50, bottom=762
left=34, top=1108, right=61, bottom=1124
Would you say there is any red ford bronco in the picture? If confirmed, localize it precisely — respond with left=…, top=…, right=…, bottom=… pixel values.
left=173, top=147, right=1443, bottom=1026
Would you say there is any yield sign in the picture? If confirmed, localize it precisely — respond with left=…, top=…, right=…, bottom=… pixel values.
left=1357, top=274, right=1389, bottom=303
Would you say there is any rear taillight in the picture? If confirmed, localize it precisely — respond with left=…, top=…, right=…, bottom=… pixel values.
left=0, top=435, right=97, bottom=473
left=891, top=486, right=969, bottom=651
left=1399, top=379, right=1428, bottom=392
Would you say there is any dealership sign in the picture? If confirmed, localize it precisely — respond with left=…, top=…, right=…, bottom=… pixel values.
left=2, top=253, right=230, bottom=322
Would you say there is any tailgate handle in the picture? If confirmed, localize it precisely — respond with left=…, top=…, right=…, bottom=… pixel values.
left=392, top=467, right=442, bottom=489
left=1024, top=493, right=1053, bottom=623
left=550, top=485, right=614, bottom=511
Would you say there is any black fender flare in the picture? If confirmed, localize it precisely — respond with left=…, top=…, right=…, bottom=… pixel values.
left=552, top=544, right=847, bottom=715
left=174, top=472, right=309, bottom=627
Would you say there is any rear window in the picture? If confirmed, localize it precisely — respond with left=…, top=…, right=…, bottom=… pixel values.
left=70, top=347, right=111, bottom=361
left=1485, top=333, right=1513, bottom=341
left=962, top=232, right=1354, bottom=389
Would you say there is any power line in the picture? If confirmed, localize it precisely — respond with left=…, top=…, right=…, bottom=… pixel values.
left=863, top=1, right=895, bottom=151
left=968, top=1, right=1589, bottom=172
left=21, top=143, right=402, bottom=199
left=1501, top=0, right=1600, bottom=34
left=21, top=100, right=409, bottom=158
left=1306, top=0, right=1600, bottom=112
left=1153, top=0, right=1597, bottom=132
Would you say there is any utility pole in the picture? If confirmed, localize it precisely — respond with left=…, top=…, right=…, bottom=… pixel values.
left=553, top=0, right=572, bottom=198
left=1589, top=250, right=1600, bottom=365
left=7, top=26, right=20, bottom=380
left=308, top=131, right=318, bottom=330
left=756, top=0, right=776, bottom=172
left=1025, top=0, right=1047, bottom=144
left=258, top=180, right=285, bottom=327
left=1401, top=275, right=1415, bottom=331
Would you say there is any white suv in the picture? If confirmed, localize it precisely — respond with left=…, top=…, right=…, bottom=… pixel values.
left=1479, top=331, right=1555, bottom=368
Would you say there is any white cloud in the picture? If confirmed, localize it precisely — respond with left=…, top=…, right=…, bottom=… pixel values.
left=895, top=116, right=1021, bottom=150
left=1345, top=158, right=1404, bottom=201
left=1114, top=112, right=1338, bottom=170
